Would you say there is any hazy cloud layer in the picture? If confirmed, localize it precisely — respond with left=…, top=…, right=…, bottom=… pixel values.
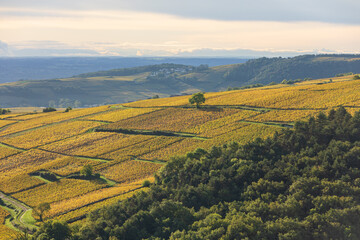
left=0, top=41, right=12, bottom=56
left=1, top=0, right=359, bottom=24
left=0, top=1, right=359, bottom=56
left=0, top=40, right=352, bottom=57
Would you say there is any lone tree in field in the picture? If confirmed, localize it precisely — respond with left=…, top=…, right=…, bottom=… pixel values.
left=80, top=164, right=93, bottom=178
left=189, top=92, right=205, bottom=108
left=34, top=202, right=51, bottom=222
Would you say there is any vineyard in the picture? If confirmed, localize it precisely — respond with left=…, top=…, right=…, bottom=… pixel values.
left=0, top=74, right=359, bottom=238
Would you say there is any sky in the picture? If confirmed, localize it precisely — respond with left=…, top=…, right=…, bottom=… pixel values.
left=0, top=0, right=360, bottom=57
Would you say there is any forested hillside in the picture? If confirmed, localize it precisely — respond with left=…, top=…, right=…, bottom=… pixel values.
left=0, top=54, right=359, bottom=107
left=70, top=107, right=360, bottom=240
left=224, top=54, right=360, bottom=86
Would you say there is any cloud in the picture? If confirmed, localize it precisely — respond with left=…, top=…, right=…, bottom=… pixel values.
left=2, top=8, right=360, bottom=52
left=1, top=2, right=359, bottom=56
left=2, top=39, right=358, bottom=58
left=12, top=48, right=100, bottom=56
left=3, top=40, right=100, bottom=56
left=0, top=41, right=12, bottom=56
left=1, top=0, right=359, bottom=24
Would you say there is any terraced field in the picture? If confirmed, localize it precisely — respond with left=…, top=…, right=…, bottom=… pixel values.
left=0, top=74, right=359, bottom=237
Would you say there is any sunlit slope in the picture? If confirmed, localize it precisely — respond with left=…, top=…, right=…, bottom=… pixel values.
left=125, top=74, right=360, bottom=112
left=0, top=74, right=359, bottom=234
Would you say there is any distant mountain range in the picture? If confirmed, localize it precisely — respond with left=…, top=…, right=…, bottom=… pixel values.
left=0, top=54, right=359, bottom=107
left=0, top=57, right=247, bottom=83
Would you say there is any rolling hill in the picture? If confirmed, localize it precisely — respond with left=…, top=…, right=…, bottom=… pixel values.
left=0, top=54, right=360, bottom=108
left=0, top=57, right=247, bottom=83
left=0, top=74, right=360, bottom=238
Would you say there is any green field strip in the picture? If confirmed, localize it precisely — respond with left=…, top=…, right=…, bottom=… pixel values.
left=5, top=112, right=41, bottom=121
left=0, top=192, right=32, bottom=211
left=20, top=209, right=36, bottom=227
left=73, top=155, right=112, bottom=162
left=205, top=122, right=253, bottom=139
left=131, top=138, right=184, bottom=160
left=1, top=118, right=81, bottom=138
left=28, top=169, right=114, bottom=189
left=343, top=105, right=360, bottom=109
left=0, top=112, right=36, bottom=120
left=2, top=205, right=23, bottom=232
left=200, top=105, right=328, bottom=111
left=8, top=183, right=47, bottom=195
left=238, top=120, right=294, bottom=128
left=110, top=105, right=133, bottom=109
left=78, top=119, right=113, bottom=124
left=63, top=173, right=118, bottom=186
left=76, top=105, right=138, bottom=120
left=0, top=118, right=18, bottom=122
left=125, top=104, right=330, bottom=112
left=240, top=111, right=268, bottom=121
left=133, top=157, right=167, bottom=165
left=93, top=137, right=157, bottom=160
left=97, top=106, right=164, bottom=123
left=195, top=105, right=271, bottom=112
left=90, top=159, right=130, bottom=173
left=95, top=128, right=209, bottom=140
left=0, top=192, right=37, bottom=233
left=99, top=176, right=117, bottom=187
left=33, top=131, right=93, bottom=150
left=0, top=121, right=18, bottom=132
left=0, top=142, right=26, bottom=152
left=32, top=175, right=53, bottom=184
left=120, top=105, right=270, bottom=112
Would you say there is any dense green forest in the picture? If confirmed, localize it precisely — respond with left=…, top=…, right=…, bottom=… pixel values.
left=224, top=54, right=360, bottom=86
left=32, top=107, right=360, bottom=239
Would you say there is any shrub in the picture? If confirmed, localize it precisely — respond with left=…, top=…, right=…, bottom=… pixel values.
left=43, top=107, right=56, bottom=113
left=80, top=164, right=93, bottom=178
left=0, top=108, right=10, bottom=115
left=142, top=180, right=151, bottom=187
left=40, top=172, right=58, bottom=182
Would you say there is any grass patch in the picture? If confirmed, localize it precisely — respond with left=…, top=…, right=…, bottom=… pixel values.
left=99, top=177, right=117, bottom=187
left=133, top=158, right=167, bottom=165
left=21, top=210, right=36, bottom=226
left=0, top=142, right=26, bottom=152
left=95, top=128, right=208, bottom=140
left=239, top=120, right=294, bottom=128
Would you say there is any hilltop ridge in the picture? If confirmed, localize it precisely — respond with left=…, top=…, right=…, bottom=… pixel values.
left=0, top=54, right=359, bottom=107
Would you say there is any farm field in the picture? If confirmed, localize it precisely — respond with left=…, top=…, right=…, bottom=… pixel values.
left=0, top=74, right=359, bottom=237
